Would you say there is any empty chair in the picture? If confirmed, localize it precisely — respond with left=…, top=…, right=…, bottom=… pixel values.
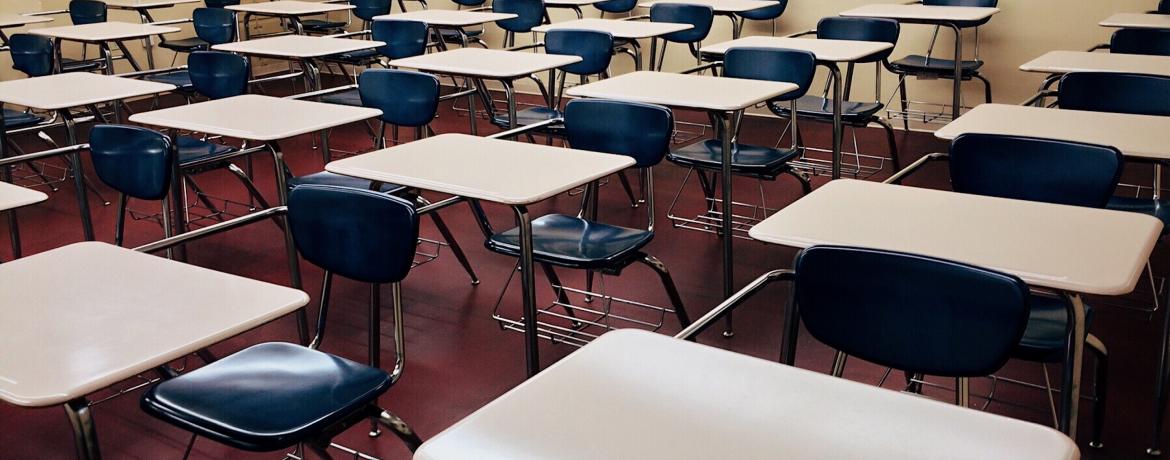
left=141, top=184, right=424, bottom=458
left=8, top=33, right=102, bottom=75
left=770, top=17, right=902, bottom=174
left=204, top=0, right=241, bottom=7
left=1109, top=28, right=1170, bottom=56
left=735, top=0, right=788, bottom=36
left=87, top=126, right=177, bottom=246
left=949, top=132, right=1120, bottom=447
left=323, top=18, right=430, bottom=88
left=306, top=0, right=392, bottom=35
left=649, top=3, right=715, bottom=69
left=481, top=99, right=691, bottom=344
left=149, top=8, right=239, bottom=90
left=594, top=0, right=637, bottom=17
left=493, top=0, right=545, bottom=48
left=69, top=0, right=107, bottom=25
left=1158, top=0, right=1170, bottom=13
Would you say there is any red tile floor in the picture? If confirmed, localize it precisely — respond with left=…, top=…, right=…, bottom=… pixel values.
left=0, top=84, right=1165, bottom=459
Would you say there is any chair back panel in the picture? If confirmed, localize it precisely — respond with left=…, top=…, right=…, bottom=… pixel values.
left=723, top=47, right=816, bottom=100
left=372, top=19, right=429, bottom=60
left=594, top=0, right=636, bottom=13
left=89, top=125, right=174, bottom=201
left=205, top=0, right=242, bottom=7
left=194, top=7, right=237, bottom=45
left=737, top=0, right=787, bottom=21
left=1058, top=72, right=1170, bottom=117
left=359, top=69, right=440, bottom=127
left=493, top=0, right=545, bottom=33
left=817, top=17, right=899, bottom=62
left=353, top=0, right=394, bottom=21
left=9, top=34, right=55, bottom=77
left=922, top=0, right=997, bottom=6
left=1110, top=28, right=1170, bottom=57
left=546, top=29, right=614, bottom=76
left=70, top=0, right=107, bottom=25
left=188, top=51, right=250, bottom=100
left=651, top=4, right=714, bottom=43
left=564, top=99, right=673, bottom=168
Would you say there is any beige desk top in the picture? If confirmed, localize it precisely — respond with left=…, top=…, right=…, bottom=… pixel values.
left=532, top=18, right=692, bottom=39
left=213, top=35, right=385, bottom=59
left=130, top=94, right=381, bottom=142
left=226, top=0, right=355, bottom=15
left=29, top=21, right=180, bottom=42
left=1019, top=50, right=1170, bottom=77
left=390, top=48, right=582, bottom=79
left=935, top=103, right=1170, bottom=161
left=566, top=70, right=797, bottom=112
left=1100, top=13, right=1170, bottom=30
left=103, top=0, right=201, bottom=9
left=0, top=242, right=310, bottom=407
left=840, top=4, right=1000, bottom=22
left=0, top=73, right=175, bottom=111
left=416, top=329, right=1080, bottom=460
left=748, top=179, right=1161, bottom=296
left=0, top=14, right=53, bottom=29
left=0, top=182, right=48, bottom=212
left=700, top=36, right=893, bottom=62
left=325, top=133, right=635, bottom=206
left=374, top=10, right=517, bottom=26
left=638, top=0, right=779, bottom=13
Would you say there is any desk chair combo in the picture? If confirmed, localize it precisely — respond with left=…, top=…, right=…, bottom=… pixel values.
left=480, top=99, right=692, bottom=347
left=146, top=8, right=238, bottom=91
left=322, top=17, right=428, bottom=88
left=141, top=184, right=424, bottom=459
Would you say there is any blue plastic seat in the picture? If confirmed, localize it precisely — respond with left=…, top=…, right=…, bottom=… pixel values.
left=493, top=0, right=546, bottom=47
left=9, top=33, right=102, bottom=76
left=593, top=0, right=636, bottom=15
left=736, top=0, right=787, bottom=35
left=158, top=8, right=237, bottom=54
left=142, top=185, right=423, bottom=456
left=668, top=140, right=802, bottom=181
left=2, top=109, right=44, bottom=130
left=288, top=171, right=405, bottom=194
left=488, top=214, right=655, bottom=269
left=650, top=3, right=714, bottom=67
left=1110, top=28, right=1170, bottom=56
left=1160, top=0, right=1170, bottom=14
left=204, top=0, right=241, bottom=7
left=69, top=0, right=107, bottom=25
left=144, top=70, right=195, bottom=91
left=88, top=125, right=176, bottom=245
left=326, top=19, right=428, bottom=66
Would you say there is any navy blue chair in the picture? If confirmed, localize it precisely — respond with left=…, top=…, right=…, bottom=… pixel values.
left=650, top=3, right=715, bottom=69
left=493, top=0, right=546, bottom=48
left=668, top=47, right=814, bottom=213
left=949, top=132, right=1117, bottom=446
left=158, top=8, right=238, bottom=56
left=141, top=185, right=423, bottom=457
left=1109, top=28, right=1170, bottom=56
left=594, top=0, right=637, bottom=17
left=788, top=245, right=1030, bottom=407
left=770, top=17, right=902, bottom=172
left=303, top=0, right=394, bottom=34
left=9, top=33, right=102, bottom=75
left=88, top=125, right=176, bottom=245
left=204, top=0, right=241, bottom=7
left=488, top=29, right=615, bottom=132
left=481, top=99, right=691, bottom=335
left=886, top=0, right=998, bottom=129
left=69, top=0, right=107, bottom=25
left=323, top=19, right=430, bottom=87
left=735, top=0, right=788, bottom=35
left=1160, top=0, right=1170, bottom=14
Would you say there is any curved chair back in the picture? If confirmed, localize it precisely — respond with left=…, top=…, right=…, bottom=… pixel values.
left=193, top=7, right=237, bottom=45
left=188, top=51, right=250, bottom=100
left=546, top=29, right=614, bottom=76
left=651, top=4, right=715, bottom=44
left=353, top=0, right=394, bottom=22
left=452, top=0, right=487, bottom=6
left=359, top=69, right=440, bottom=127
left=1058, top=72, right=1170, bottom=117
left=723, top=47, right=816, bottom=101
left=594, top=0, right=637, bottom=13
left=205, top=0, right=242, bottom=6
left=1110, top=28, right=1170, bottom=57
left=793, top=245, right=1030, bottom=377
left=817, top=17, right=899, bottom=62
left=69, top=0, right=107, bottom=25
left=371, top=19, right=429, bottom=60
left=922, top=0, right=996, bottom=6
left=89, top=125, right=174, bottom=201
left=493, top=0, right=545, bottom=33
left=9, top=34, right=55, bottom=77
left=1161, top=0, right=1170, bottom=14
left=564, top=99, right=673, bottom=168
left=738, top=0, right=787, bottom=21
left=949, top=133, right=1123, bottom=208
left=288, top=185, right=419, bottom=284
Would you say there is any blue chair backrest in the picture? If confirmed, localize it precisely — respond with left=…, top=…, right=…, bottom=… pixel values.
left=922, top=0, right=997, bottom=6
left=949, top=133, right=1123, bottom=208
left=1110, top=28, right=1170, bottom=57
left=89, top=125, right=174, bottom=201
left=737, top=0, right=787, bottom=21
left=723, top=47, right=816, bottom=101
left=564, top=99, right=673, bottom=168
left=1058, top=72, right=1170, bottom=117
left=651, top=4, right=714, bottom=44
left=493, top=0, right=545, bottom=33
left=288, top=184, right=419, bottom=284
left=793, top=245, right=1030, bottom=377
left=359, top=69, right=440, bottom=127
left=193, top=8, right=237, bottom=45
left=205, top=0, right=241, bottom=7
left=546, top=29, right=614, bottom=76
left=188, top=51, right=249, bottom=100
left=69, top=0, right=107, bottom=25
left=353, top=0, right=394, bottom=22
left=371, top=19, right=429, bottom=60
left=817, top=17, right=899, bottom=62
left=1161, top=0, right=1170, bottom=14
left=594, top=0, right=637, bottom=13
left=9, top=34, right=55, bottom=77
left=452, top=0, right=486, bottom=7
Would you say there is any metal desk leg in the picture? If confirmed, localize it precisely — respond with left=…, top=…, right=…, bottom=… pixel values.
left=1059, top=293, right=1088, bottom=438
left=1149, top=276, right=1170, bottom=455
left=504, top=80, right=518, bottom=130
left=649, top=38, right=658, bottom=72
left=0, top=107, right=17, bottom=258
left=949, top=23, right=963, bottom=121
left=137, top=9, right=157, bottom=69
left=267, top=140, right=310, bottom=345
left=718, top=111, right=735, bottom=337
left=513, top=204, right=540, bottom=377
left=61, top=111, right=95, bottom=241
left=828, top=63, right=843, bottom=180
left=65, top=398, right=101, bottom=460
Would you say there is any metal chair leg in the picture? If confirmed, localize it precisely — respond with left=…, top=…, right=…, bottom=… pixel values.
left=1088, top=333, right=1108, bottom=449
left=427, top=211, right=479, bottom=285
left=638, top=254, right=691, bottom=328
left=875, top=118, right=901, bottom=171
left=897, top=76, right=910, bottom=131
left=374, top=406, right=423, bottom=452
left=224, top=163, right=273, bottom=210
left=114, top=193, right=128, bottom=246
left=975, top=73, right=993, bottom=103
left=616, top=171, right=639, bottom=208
left=831, top=351, right=848, bottom=377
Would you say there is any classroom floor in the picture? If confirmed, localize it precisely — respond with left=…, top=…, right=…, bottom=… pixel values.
left=0, top=82, right=1165, bottom=459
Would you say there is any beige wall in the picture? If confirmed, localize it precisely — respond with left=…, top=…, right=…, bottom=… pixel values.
left=0, top=0, right=1155, bottom=114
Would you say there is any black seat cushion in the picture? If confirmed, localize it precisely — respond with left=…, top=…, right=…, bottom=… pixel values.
left=61, top=57, right=104, bottom=73
left=145, top=70, right=195, bottom=91
left=1108, top=196, right=1170, bottom=235
left=487, top=214, right=653, bottom=269
left=3, top=109, right=44, bottom=129
left=489, top=106, right=565, bottom=131
left=142, top=342, right=392, bottom=452
left=888, top=55, right=984, bottom=76
left=158, top=36, right=211, bottom=53
left=289, top=171, right=406, bottom=194
left=1013, top=295, right=1095, bottom=363
left=177, top=136, right=238, bottom=166
left=325, top=48, right=380, bottom=64
left=667, top=139, right=800, bottom=180
left=320, top=88, right=363, bottom=107
left=769, top=95, right=885, bottom=123
left=439, top=27, right=484, bottom=42
left=301, top=19, right=349, bottom=31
